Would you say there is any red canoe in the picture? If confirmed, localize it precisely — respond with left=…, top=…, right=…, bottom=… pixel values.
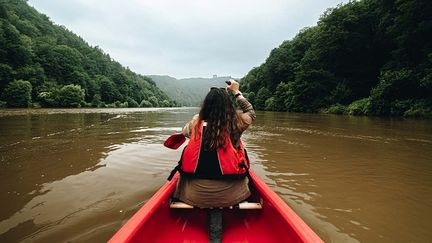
left=109, top=170, right=323, bottom=243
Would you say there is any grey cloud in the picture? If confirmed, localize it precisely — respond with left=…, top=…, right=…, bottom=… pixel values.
left=28, top=0, right=348, bottom=78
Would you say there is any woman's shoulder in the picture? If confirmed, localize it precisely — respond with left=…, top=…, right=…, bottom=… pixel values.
left=182, top=114, right=200, bottom=138
left=188, top=114, right=200, bottom=129
left=192, top=114, right=200, bottom=125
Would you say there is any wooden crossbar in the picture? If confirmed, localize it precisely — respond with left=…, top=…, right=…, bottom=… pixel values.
left=170, top=201, right=194, bottom=209
left=170, top=201, right=262, bottom=210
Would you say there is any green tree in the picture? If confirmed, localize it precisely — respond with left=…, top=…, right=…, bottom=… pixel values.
left=85, top=78, right=99, bottom=102
left=274, top=82, right=289, bottom=111
left=140, top=99, right=153, bottom=107
left=38, top=89, right=59, bottom=107
left=58, top=84, right=85, bottom=107
left=42, top=45, right=83, bottom=84
left=15, top=64, right=46, bottom=99
left=280, top=69, right=335, bottom=112
left=0, top=21, right=33, bottom=68
left=245, top=91, right=256, bottom=105
left=0, top=63, right=14, bottom=92
left=148, top=96, right=159, bottom=107
left=347, top=98, right=370, bottom=115
left=255, top=87, right=271, bottom=110
left=160, top=99, right=171, bottom=107
left=126, top=97, right=139, bottom=107
left=265, top=97, right=276, bottom=111
left=99, top=76, right=121, bottom=103
left=369, top=69, right=414, bottom=115
left=2, top=79, right=32, bottom=107
left=91, top=94, right=101, bottom=107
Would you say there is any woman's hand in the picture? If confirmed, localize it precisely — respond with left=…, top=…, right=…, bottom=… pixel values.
left=226, top=79, right=240, bottom=95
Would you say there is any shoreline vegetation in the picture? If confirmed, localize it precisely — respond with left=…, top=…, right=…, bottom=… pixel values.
left=319, top=98, right=432, bottom=118
left=0, top=107, right=196, bottom=118
left=0, top=1, right=177, bottom=110
left=239, top=0, right=432, bottom=118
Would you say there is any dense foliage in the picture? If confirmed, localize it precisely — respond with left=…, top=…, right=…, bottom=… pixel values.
left=0, top=0, right=175, bottom=108
left=240, top=0, right=432, bottom=117
left=1, top=79, right=32, bottom=107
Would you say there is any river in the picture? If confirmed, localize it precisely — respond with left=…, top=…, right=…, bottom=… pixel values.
left=0, top=108, right=431, bottom=242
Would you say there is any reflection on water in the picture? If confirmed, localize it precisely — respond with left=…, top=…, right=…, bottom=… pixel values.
left=0, top=108, right=431, bottom=242
left=0, top=108, right=192, bottom=242
left=243, top=112, right=432, bottom=242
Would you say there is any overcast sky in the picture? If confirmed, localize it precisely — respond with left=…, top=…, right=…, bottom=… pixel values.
left=28, top=0, right=348, bottom=79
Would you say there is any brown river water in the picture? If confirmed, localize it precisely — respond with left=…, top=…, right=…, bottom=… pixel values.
left=0, top=108, right=431, bottom=242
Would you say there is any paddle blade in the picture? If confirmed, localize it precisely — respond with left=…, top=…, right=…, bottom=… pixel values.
left=164, top=133, right=186, bottom=149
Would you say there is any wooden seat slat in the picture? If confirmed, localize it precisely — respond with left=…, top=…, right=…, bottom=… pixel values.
left=170, top=201, right=262, bottom=210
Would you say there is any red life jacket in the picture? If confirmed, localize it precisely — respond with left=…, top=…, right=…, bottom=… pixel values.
left=179, top=121, right=249, bottom=180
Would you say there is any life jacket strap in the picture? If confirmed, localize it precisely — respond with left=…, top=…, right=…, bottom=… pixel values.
left=167, top=146, right=187, bottom=181
left=167, top=163, right=180, bottom=181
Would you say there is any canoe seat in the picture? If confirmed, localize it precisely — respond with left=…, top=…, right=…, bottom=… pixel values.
left=170, top=201, right=262, bottom=210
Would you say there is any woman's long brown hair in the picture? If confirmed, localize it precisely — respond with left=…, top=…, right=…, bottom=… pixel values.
left=194, top=88, right=241, bottom=150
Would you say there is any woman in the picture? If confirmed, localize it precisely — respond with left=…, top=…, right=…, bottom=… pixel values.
left=172, top=79, right=255, bottom=242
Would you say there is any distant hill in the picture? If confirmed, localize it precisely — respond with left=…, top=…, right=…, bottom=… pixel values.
left=0, top=0, right=174, bottom=108
left=148, top=75, right=235, bottom=106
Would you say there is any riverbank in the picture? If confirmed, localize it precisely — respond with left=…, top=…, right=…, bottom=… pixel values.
left=2, top=102, right=431, bottom=119
left=0, top=107, right=194, bottom=118
left=320, top=98, right=432, bottom=119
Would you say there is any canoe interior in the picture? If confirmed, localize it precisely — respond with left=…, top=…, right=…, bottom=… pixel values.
left=125, top=176, right=306, bottom=243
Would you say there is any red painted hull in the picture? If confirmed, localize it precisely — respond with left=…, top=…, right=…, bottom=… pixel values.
left=109, top=171, right=323, bottom=243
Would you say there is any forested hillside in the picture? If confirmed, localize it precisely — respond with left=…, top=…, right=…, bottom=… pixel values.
left=0, top=0, right=175, bottom=108
left=240, top=0, right=432, bottom=117
left=149, top=75, right=233, bottom=106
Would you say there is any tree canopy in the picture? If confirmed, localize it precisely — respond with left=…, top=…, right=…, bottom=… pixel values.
left=2, top=79, right=32, bottom=107
left=240, top=0, right=432, bottom=117
left=0, top=0, right=176, bottom=108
